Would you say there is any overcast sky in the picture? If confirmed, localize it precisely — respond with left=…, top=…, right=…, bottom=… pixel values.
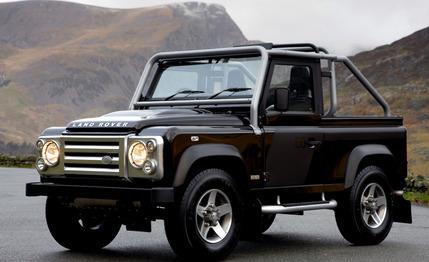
left=2, top=0, right=429, bottom=55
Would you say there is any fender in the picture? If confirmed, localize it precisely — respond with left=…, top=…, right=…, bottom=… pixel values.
left=344, top=144, right=394, bottom=188
left=173, top=143, right=244, bottom=187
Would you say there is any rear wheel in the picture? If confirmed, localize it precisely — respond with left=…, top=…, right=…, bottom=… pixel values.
left=335, top=166, right=393, bottom=245
left=164, top=169, right=242, bottom=260
left=46, top=197, right=121, bottom=251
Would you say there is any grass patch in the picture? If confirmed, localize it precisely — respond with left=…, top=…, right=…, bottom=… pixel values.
left=0, top=154, right=35, bottom=168
left=404, top=173, right=429, bottom=206
left=404, top=191, right=429, bottom=206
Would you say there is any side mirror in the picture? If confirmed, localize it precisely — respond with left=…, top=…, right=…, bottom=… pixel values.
left=274, top=87, right=289, bottom=112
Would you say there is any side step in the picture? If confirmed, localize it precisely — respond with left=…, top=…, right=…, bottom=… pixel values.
left=261, top=199, right=337, bottom=214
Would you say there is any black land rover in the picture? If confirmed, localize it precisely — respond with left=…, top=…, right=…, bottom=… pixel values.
left=26, top=43, right=412, bottom=260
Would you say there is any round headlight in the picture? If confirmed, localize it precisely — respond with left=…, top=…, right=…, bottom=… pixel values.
left=42, top=140, right=60, bottom=166
left=128, top=141, right=148, bottom=168
left=142, top=159, right=157, bottom=175
left=36, top=139, right=45, bottom=151
left=146, top=139, right=157, bottom=153
left=36, top=158, right=47, bottom=171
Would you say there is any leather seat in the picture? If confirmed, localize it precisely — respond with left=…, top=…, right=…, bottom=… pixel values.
left=288, top=66, right=313, bottom=111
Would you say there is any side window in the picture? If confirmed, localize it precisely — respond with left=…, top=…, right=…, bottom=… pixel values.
left=267, top=64, right=314, bottom=112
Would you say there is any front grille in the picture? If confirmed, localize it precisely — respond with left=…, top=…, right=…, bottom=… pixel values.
left=61, top=136, right=126, bottom=177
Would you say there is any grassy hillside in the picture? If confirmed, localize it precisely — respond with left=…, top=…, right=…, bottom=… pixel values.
left=335, top=26, right=429, bottom=177
left=0, top=0, right=246, bottom=148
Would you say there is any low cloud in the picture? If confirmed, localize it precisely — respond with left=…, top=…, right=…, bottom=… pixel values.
left=2, top=0, right=429, bottom=55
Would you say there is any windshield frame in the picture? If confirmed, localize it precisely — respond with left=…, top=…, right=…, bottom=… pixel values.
left=131, top=47, right=268, bottom=105
left=130, top=46, right=270, bottom=134
left=145, top=56, right=261, bottom=101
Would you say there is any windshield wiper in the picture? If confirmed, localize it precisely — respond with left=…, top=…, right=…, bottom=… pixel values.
left=208, top=87, right=251, bottom=99
left=164, top=90, right=205, bottom=101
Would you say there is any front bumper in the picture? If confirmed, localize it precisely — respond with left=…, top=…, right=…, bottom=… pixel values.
left=26, top=182, right=175, bottom=204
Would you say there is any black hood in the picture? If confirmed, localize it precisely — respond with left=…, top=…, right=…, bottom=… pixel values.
left=66, top=109, right=247, bottom=132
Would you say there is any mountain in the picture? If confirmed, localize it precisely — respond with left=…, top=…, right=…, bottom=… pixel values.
left=0, top=1, right=428, bottom=177
left=0, top=0, right=247, bottom=153
left=344, top=26, right=429, bottom=177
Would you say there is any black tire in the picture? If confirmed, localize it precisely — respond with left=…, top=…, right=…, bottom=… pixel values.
left=335, top=166, right=393, bottom=245
left=46, top=197, right=121, bottom=251
left=241, top=200, right=276, bottom=239
left=164, top=169, right=243, bottom=260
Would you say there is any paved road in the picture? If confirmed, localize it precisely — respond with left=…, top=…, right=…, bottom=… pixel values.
left=0, top=167, right=428, bottom=261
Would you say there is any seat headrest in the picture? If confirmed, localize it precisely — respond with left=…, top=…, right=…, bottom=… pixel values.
left=290, top=66, right=310, bottom=80
left=227, top=69, right=246, bottom=88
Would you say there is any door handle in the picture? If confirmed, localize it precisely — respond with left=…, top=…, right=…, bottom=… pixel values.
left=305, top=140, right=321, bottom=149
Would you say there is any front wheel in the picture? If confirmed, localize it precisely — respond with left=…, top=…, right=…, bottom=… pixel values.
left=164, top=169, right=243, bottom=260
left=335, top=166, right=393, bottom=245
left=46, top=197, right=121, bottom=251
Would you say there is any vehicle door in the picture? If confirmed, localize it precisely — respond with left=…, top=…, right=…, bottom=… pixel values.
left=261, top=58, right=324, bottom=187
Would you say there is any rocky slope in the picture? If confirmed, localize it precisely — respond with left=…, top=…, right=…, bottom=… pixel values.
left=0, top=1, right=427, bottom=177
left=342, top=26, right=429, bottom=177
left=0, top=1, right=246, bottom=153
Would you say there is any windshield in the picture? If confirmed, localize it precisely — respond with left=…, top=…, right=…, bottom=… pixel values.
left=147, top=56, right=262, bottom=100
